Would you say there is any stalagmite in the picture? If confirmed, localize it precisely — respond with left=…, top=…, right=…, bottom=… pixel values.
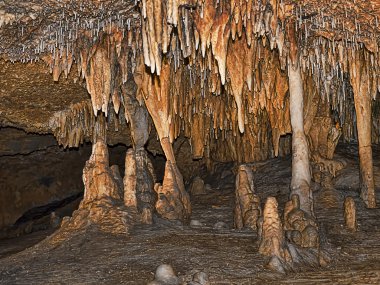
left=59, top=139, right=132, bottom=234
left=234, top=165, right=261, bottom=231
left=349, top=52, right=376, bottom=208
left=344, top=197, right=357, bottom=232
left=189, top=176, right=206, bottom=196
left=155, top=161, right=191, bottom=221
left=123, top=148, right=156, bottom=224
left=82, top=140, right=121, bottom=202
left=258, top=197, right=290, bottom=273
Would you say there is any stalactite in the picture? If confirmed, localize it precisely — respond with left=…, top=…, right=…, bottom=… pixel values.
left=49, top=100, right=95, bottom=148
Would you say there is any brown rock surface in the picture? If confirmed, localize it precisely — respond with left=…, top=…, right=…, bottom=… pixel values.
left=344, top=196, right=357, bottom=232
left=234, top=165, right=261, bottom=231
left=123, top=148, right=156, bottom=224
left=59, top=140, right=133, bottom=235
left=0, top=128, right=89, bottom=231
left=155, top=161, right=191, bottom=222
left=189, top=176, right=206, bottom=196
left=284, top=195, right=319, bottom=248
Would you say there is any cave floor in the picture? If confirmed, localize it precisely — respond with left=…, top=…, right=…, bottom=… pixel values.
left=0, top=145, right=380, bottom=284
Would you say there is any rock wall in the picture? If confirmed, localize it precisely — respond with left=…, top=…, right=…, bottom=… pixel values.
left=0, top=128, right=91, bottom=230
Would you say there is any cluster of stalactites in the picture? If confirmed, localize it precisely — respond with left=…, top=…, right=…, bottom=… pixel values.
left=298, top=36, right=380, bottom=143
left=135, top=34, right=293, bottom=162
left=0, top=0, right=141, bottom=63
left=49, top=100, right=95, bottom=148
left=48, top=99, right=128, bottom=148
left=42, top=27, right=141, bottom=118
left=140, top=0, right=287, bottom=80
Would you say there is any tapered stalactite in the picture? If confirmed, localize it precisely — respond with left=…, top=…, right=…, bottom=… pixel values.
left=349, top=52, right=376, bottom=208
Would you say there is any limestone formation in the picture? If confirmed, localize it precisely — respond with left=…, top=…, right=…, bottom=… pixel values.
left=284, top=195, right=319, bottom=248
left=349, top=51, right=377, bottom=208
left=1, top=0, right=380, bottom=279
left=234, top=165, right=261, bottom=231
left=58, top=140, right=133, bottom=235
left=344, top=197, right=357, bottom=232
left=123, top=148, right=156, bottom=224
left=155, top=161, right=191, bottom=221
left=189, top=176, right=206, bottom=196
left=82, top=140, right=122, bottom=202
left=259, top=197, right=287, bottom=259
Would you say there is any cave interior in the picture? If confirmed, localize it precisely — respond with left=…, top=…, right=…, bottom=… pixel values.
left=0, top=0, right=380, bottom=284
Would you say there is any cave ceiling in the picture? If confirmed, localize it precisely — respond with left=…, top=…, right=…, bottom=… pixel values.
left=0, top=0, right=379, bottom=159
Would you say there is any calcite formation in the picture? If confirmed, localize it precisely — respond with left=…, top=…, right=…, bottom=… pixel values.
left=234, top=165, right=261, bottom=231
left=0, top=0, right=380, bottom=275
left=284, top=194, right=319, bottom=248
left=60, top=140, right=133, bottom=234
left=123, top=147, right=156, bottom=224
left=258, top=197, right=291, bottom=272
left=189, top=176, right=206, bottom=196
left=155, top=161, right=191, bottom=221
left=344, top=196, right=357, bottom=232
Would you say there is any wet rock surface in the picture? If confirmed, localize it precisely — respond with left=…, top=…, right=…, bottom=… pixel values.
left=0, top=145, right=379, bottom=283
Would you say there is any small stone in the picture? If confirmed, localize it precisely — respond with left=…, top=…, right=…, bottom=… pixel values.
left=190, top=220, right=202, bottom=227
left=148, top=264, right=179, bottom=285
left=192, top=271, right=209, bottom=285
left=204, top=184, right=212, bottom=192
left=213, top=221, right=228, bottom=230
